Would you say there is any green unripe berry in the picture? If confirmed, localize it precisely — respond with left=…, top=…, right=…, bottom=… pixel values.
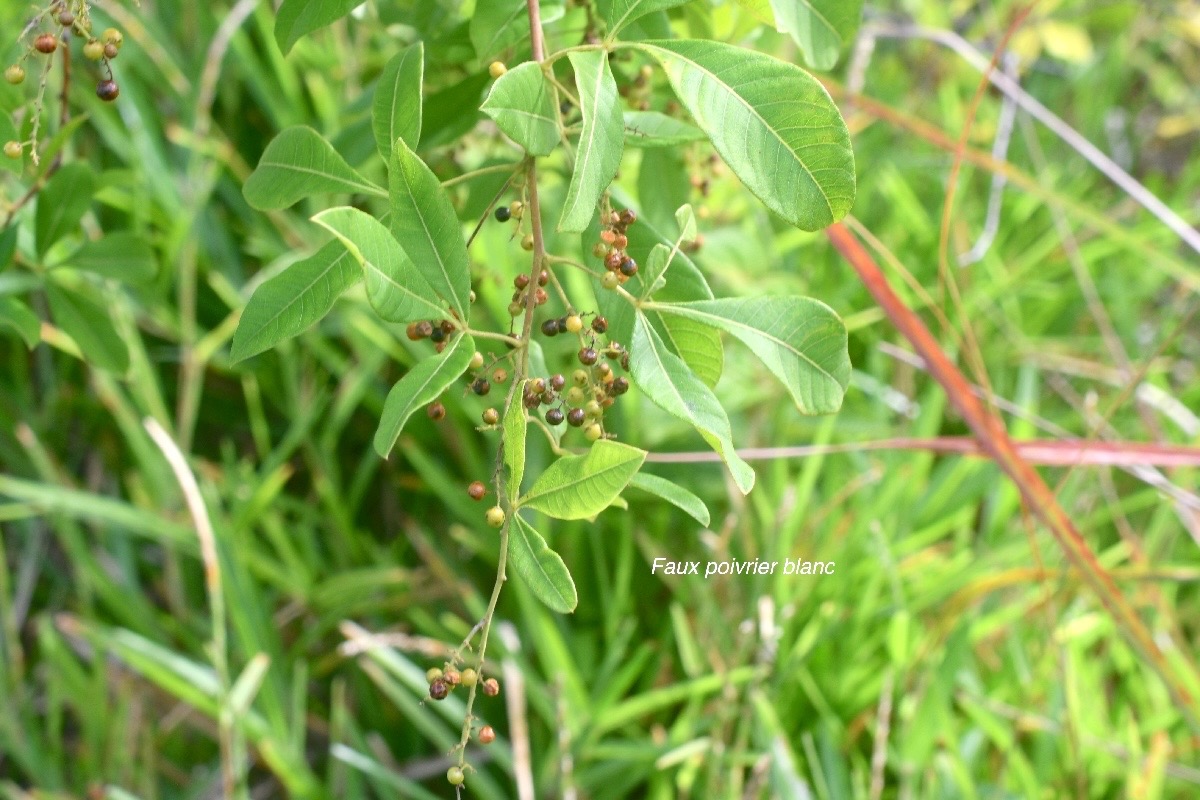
left=520, top=234, right=534, bottom=251
left=461, top=668, right=478, bottom=688
left=101, top=28, right=123, bottom=48
left=584, top=423, right=603, bottom=441
left=486, top=506, right=505, bottom=528
left=584, top=400, right=602, bottom=419
left=83, top=40, right=104, bottom=60
left=447, top=767, right=465, bottom=786
left=426, top=667, right=444, bottom=683
left=572, top=369, right=589, bottom=386
left=482, top=408, right=499, bottom=425
left=566, top=386, right=585, bottom=406
left=601, top=271, right=619, bottom=290
left=470, top=351, right=485, bottom=370
left=3, top=141, right=21, bottom=160
left=4, top=65, right=25, bottom=85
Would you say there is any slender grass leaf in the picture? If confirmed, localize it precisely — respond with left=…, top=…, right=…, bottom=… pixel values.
left=470, top=0, right=565, bottom=61
left=559, top=51, right=624, bottom=232
left=373, top=335, right=474, bottom=456
left=769, top=0, right=864, bottom=70
left=628, top=312, right=753, bottom=493
left=599, top=0, right=691, bottom=37
left=55, top=232, right=156, bottom=282
left=373, top=43, right=424, bottom=162
left=311, top=207, right=449, bottom=324
left=0, top=296, right=40, bottom=348
left=388, top=138, right=471, bottom=317
left=481, top=62, right=560, bottom=156
left=519, top=439, right=646, bottom=519
left=628, top=472, right=710, bottom=526
left=631, top=39, right=855, bottom=230
left=275, top=0, right=362, bottom=55
left=509, top=514, right=577, bottom=613
left=244, top=127, right=384, bottom=210
left=230, top=241, right=360, bottom=362
left=45, top=280, right=128, bottom=372
left=622, top=111, right=705, bottom=147
left=503, top=388, right=527, bottom=504
left=36, top=163, right=94, bottom=257
left=654, top=296, right=849, bottom=413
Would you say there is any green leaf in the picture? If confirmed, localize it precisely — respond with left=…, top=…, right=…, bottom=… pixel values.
left=675, top=204, right=697, bottom=242
left=388, top=138, right=472, bottom=317
left=519, top=439, right=646, bottom=520
left=503, top=390, right=527, bottom=505
left=622, top=111, right=705, bottom=147
left=653, top=296, right=850, bottom=413
left=481, top=62, right=560, bottom=157
left=244, top=127, right=384, bottom=210
left=374, top=335, right=475, bottom=457
left=628, top=472, right=710, bottom=526
left=559, top=51, right=624, bottom=232
left=768, top=0, right=864, bottom=70
left=508, top=514, right=577, bottom=614
left=311, top=207, right=449, bottom=323
left=628, top=312, right=754, bottom=493
left=230, top=241, right=360, bottom=362
left=632, top=39, right=855, bottom=230
left=659, top=314, right=723, bottom=388
left=639, top=243, right=673, bottom=298
left=37, top=163, right=95, bottom=257
left=56, top=232, right=156, bottom=282
left=0, top=296, right=40, bottom=348
left=599, top=0, right=691, bottom=37
left=1, top=224, right=20, bottom=271
left=373, top=43, right=423, bottom=162
left=275, top=0, right=361, bottom=55
left=470, top=0, right=565, bottom=61
left=45, top=280, right=128, bottom=372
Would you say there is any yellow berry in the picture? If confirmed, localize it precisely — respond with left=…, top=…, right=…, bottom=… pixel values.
left=4, top=65, right=25, bottom=85
left=3, top=141, right=22, bottom=160
left=488, top=61, right=507, bottom=79
left=486, top=506, right=505, bottom=528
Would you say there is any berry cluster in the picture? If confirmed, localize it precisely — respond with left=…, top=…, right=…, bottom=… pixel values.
left=592, top=208, right=639, bottom=291
left=425, top=665, right=500, bottom=786
left=405, top=318, right=458, bottom=351
left=4, top=4, right=124, bottom=162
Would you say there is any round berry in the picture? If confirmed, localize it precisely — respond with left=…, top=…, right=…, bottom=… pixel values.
left=488, top=61, right=507, bottom=79
left=514, top=273, right=530, bottom=290
left=592, top=242, right=609, bottom=258
left=494, top=205, right=511, bottom=222
left=529, top=378, right=546, bottom=395
left=3, top=141, right=21, bottom=160
left=534, top=288, right=548, bottom=305
left=58, top=10, right=75, bottom=26
left=611, top=376, right=630, bottom=395
left=567, top=408, right=586, bottom=427
left=545, top=408, right=565, bottom=425
left=429, top=326, right=446, bottom=343
left=584, top=423, right=603, bottom=441
left=479, top=725, right=496, bottom=744
left=429, top=679, right=449, bottom=700
left=468, top=481, right=486, bottom=501
left=405, top=322, right=420, bottom=340
left=509, top=200, right=524, bottom=218
left=549, top=374, right=566, bottom=391
left=483, top=678, right=500, bottom=697
left=591, top=316, right=608, bottom=334
left=564, top=314, right=583, bottom=333
left=104, top=43, right=119, bottom=60
left=600, top=230, right=617, bottom=245
left=447, top=766, right=465, bottom=786
left=4, top=65, right=25, bottom=85
left=426, top=667, right=444, bottom=683
left=492, top=368, right=508, bottom=383
left=540, top=318, right=560, bottom=337
left=578, top=347, right=599, bottom=366
left=471, top=378, right=491, bottom=396
left=618, top=208, right=637, bottom=226
left=35, top=34, right=58, bottom=54
left=601, top=272, right=619, bottom=290
left=82, top=39, right=104, bottom=60
left=619, top=257, right=638, bottom=277
left=470, top=351, right=485, bottom=370
left=508, top=300, right=524, bottom=317
left=95, top=79, right=119, bottom=101
left=566, top=386, right=586, bottom=406
left=427, top=402, right=446, bottom=421
left=584, top=401, right=602, bottom=419
left=613, top=233, right=629, bottom=250
left=415, top=320, right=434, bottom=338
left=572, top=369, right=589, bottom=386
left=537, top=270, right=550, bottom=287
left=523, top=390, right=541, bottom=409
left=482, top=408, right=500, bottom=425
left=604, top=251, right=623, bottom=271
left=444, top=668, right=462, bottom=685
left=101, top=28, right=123, bottom=48
left=461, top=668, right=479, bottom=688
left=521, top=234, right=534, bottom=251
left=486, top=506, right=505, bottom=528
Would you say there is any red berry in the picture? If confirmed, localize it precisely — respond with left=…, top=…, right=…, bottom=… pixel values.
left=483, top=678, right=500, bottom=696
left=35, top=34, right=58, bottom=54
left=468, top=481, right=486, bottom=501
left=479, top=725, right=496, bottom=744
